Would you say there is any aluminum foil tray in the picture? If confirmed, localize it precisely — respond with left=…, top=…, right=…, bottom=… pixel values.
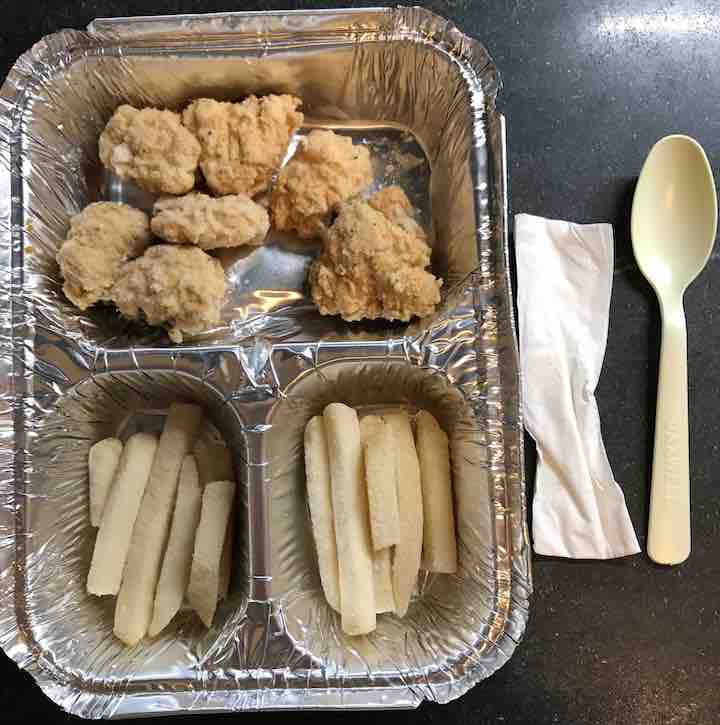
left=0, top=7, right=530, bottom=718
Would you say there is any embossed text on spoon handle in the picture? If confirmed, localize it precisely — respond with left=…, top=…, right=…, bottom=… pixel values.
left=647, top=296, right=690, bottom=565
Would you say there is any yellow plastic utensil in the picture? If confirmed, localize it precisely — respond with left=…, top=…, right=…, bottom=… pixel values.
left=631, top=134, right=717, bottom=565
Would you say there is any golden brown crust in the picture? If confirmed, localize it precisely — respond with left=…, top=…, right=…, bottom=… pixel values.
left=111, top=245, right=227, bottom=343
left=309, top=190, right=441, bottom=322
left=98, top=106, right=201, bottom=195
left=270, top=130, right=373, bottom=239
left=183, top=95, right=303, bottom=196
left=367, top=185, right=427, bottom=241
left=151, top=193, right=269, bottom=249
left=56, top=202, right=151, bottom=310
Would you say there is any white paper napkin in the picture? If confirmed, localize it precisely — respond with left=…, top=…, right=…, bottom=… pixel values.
left=515, top=213, right=640, bottom=559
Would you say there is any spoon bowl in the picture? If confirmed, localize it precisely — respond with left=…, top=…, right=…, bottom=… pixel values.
left=631, top=134, right=717, bottom=565
left=633, top=135, right=717, bottom=294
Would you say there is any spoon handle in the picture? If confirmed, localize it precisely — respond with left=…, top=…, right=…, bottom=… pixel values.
left=647, top=298, right=690, bottom=565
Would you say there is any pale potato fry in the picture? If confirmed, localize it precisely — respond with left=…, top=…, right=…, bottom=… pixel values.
left=187, top=480, right=236, bottom=627
left=360, top=415, right=400, bottom=550
left=114, top=404, right=204, bottom=647
left=86, top=432, right=158, bottom=596
left=324, top=403, right=375, bottom=635
left=218, top=515, right=233, bottom=601
left=358, top=415, right=383, bottom=439
left=304, top=415, right=341, bottom=612
left=359, top=416, right=397, bottom=613
left=88, top=437, right=123, bottom=527
left=195, top=425, right=235, bottom=601
left=194, top=434, right=233, bottom=487
left=416, top=411, right=457, bottom=573
left=373, top=547, right=396, bottom=613
left=384, top=412, right=423, bottom=617
left=148, top=455, right=202, bottom=637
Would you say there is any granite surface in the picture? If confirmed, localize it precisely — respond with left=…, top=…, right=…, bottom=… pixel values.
left=3, top=1, right=720, bottom=723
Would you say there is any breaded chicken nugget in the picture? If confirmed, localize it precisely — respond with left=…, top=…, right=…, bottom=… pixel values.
left=112, top=245, right=226, bottom=343
left=367, top=185, right=427, bottom=242
left=183, top=95, right=303, bottom=196
left=56, top=202, right=151, bottom=310
left=309, top=190, right=441, bottom=322
left=151, top=192, right=269, bottom=249
left=270, top=130, right=373, bottom=239
left=99, top=105, right=201, bottom=194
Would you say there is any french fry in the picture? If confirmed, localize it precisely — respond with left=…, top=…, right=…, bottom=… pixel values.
left=359, top=416, right=397, bottom=613
left=218, top=514, right=233, bottom=601
left=304, top=415, right=341, bottom=612
left=415, top=411, right=457, bottom=573
left=384, top=412, right=423, bottom=617
left=148, top=455, right=202, bottom=637
left=187, top=480, right=236, bottom=627
left=324, top=403, right=375, bottom=635
left=114, top=403, right=203, bottom=647
left=86, top=432, right=158, bottom=596
left=372, top=547, right=396, bottom=613
left=195, top=426, right=235, bottom=600
left=359, top=415, right=383, bottom=439
left=88, top=437, right=123, bottom=527
left=360, top=416, right=400, bottom=550
left=194, top=434, right=233, bottom=486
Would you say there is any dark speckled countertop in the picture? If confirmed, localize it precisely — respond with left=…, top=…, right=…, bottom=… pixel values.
left=3, top=2, right=720, bottom=723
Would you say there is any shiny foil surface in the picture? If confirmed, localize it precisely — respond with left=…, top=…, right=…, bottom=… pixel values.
left=0, top=7, right=530, bottom=717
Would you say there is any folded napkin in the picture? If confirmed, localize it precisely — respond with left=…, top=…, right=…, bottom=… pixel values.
left=515, top=214, right=640, bottom=559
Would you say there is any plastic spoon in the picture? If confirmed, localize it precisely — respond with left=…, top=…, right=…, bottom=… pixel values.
left=631, top=134, right=717, bottom=565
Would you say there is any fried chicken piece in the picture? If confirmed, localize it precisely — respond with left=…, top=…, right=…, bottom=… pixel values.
left=151, top=193, right=269, bottom=249
left=367, top=185, right=427, bottom=241
left=111, top=245, right=227, bottom=343
left=183, top=95, right=303, bottom=196
left=99, top=106, right=201, bottom=195
left=56, top=202, right=151, bottom=310
left=309, top=192, right=441, bottom=322
left=270, top=130, right=374, bottom=239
